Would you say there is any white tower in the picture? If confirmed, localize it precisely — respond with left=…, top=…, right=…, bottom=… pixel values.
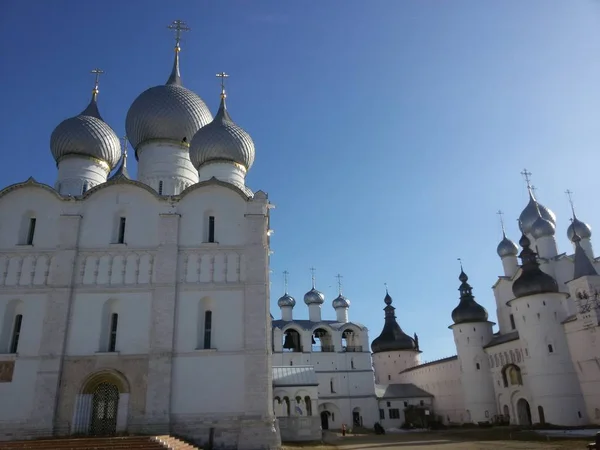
left=496, top=210, right=519, bottom=277
left=332, top=274, right=350, bottom=323
left=125, top=20, right=213, bottom=195
left=509, top=234, right=588, bottom=426
left=371, top=289, right=421, bottom=383
left=303, top=267, right=325, bottom=322
left=450, top=266, right=496, bottom=423
left=50, top=69, right=121, bottom=196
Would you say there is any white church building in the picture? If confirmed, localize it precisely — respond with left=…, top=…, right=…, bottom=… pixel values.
left=1, top=18, right=599, bottom=450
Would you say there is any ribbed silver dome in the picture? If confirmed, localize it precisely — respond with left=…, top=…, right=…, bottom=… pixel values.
left=190, top=94, right=255, bottom=170
left=50, top=93, right=121, bottom=169
left=497, top=235, right=519, bottom=258
left=125, top=50, right=213, bottom=152
left=277, top=293, right=296, bottom=308
left=332, top=294, right=350, bottom=309
left=519, top=189, right=556, bottom=235
left=304, top=288, right=325, bottom=305
left=567, top=217, right=592, bottom=241
left=531, top=215, right=556, bottom=239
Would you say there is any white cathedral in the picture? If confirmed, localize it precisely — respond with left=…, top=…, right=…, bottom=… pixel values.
left=0, top=19, right=599, bottom=450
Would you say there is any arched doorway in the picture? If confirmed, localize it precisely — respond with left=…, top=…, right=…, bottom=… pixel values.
left=91, top=382, right=119, bottom=436
left=352, top=407, right=362, bottom=427
left=71, top=370, right=130, bottom=436
left=320, top=411, right=330, bottom=430
left=516, top=398, right=532, bottom=426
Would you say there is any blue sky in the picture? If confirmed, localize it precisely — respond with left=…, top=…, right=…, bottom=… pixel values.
left=1, top=1, right=600, bottom=361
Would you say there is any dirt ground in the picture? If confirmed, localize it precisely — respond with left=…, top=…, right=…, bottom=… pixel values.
left=281, top=428, right=593, bottom=450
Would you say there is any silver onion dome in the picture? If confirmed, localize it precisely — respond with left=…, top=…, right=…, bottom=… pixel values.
left=125, top=48, right=213, bottom=153
left=190, top=90, right=255, bottom=170
left=567, top=217, right=592, bottom=242
left=518, top=189, right=556, bottom=235
left=277, top=293, right=296, bottom=308
left=332, top=294, right=350, bottom=309
left=531, top=215, right=556, bottom=239
left=304, top=288, right=325, bottom=305
left=497, top=235, right=519, bottom=258
left=50, top=90, right=121, bottom=169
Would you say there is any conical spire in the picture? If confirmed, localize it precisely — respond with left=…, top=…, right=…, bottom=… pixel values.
left=110, top=136, right=130, bottom=180
left=512, top=234, right=559, bottom=298
left=371, top=287, right=417, bottom=353
left=214, top=72, right=233, bottom=121
left=166, top=20, right=190, bottom=86
left=572, top=222, right=598, bottom=278
left=451, top=263, right=488, bottom=324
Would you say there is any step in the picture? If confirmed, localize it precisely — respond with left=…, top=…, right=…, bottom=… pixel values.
left=0, top=435, right=200, bottom=450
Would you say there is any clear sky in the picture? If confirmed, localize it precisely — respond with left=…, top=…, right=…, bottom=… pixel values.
left=1, top=1, right=600, bottom=361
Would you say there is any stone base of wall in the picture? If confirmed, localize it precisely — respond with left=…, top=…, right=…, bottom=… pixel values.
left=171, top=413, right=282, bottom=450
left=277, top=416, right=321, bottom=442
left=0, top=421, right=53, bottom=442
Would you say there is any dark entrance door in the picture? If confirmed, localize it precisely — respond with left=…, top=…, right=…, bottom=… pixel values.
left=352, top=411, right=360, bottom=426
left=90, top=382, right=119, bottom=436
left=516, top=398, right=532, bottom=426
left=320, top=411, right=329, bottom=430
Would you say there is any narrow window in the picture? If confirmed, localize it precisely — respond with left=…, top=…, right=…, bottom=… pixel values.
left=379, top=409, right=385, bottom=420
left=330, top=378, right=335, bottom=393
left=82, top=181, right=88, bottom=195
left=548, top=344, right=554, bottom=353
left=476, top=362, right=481, bottom=370
left=350, top=358, right=354, bottom=369
left=10, top=314, right=23, bottom=353
left=26, top=218, right=36, bottom=245
left=509, top=314, right=516, bottom=330
left=208, top=216, right=215, bottom=243
left=158, top=181, right=163, bottom=195
left=388, top=374, right=391, bottom=381
left=203, top=311, right=212, bottom=349
left=108, top=313, right=118, bottom=352
left=117, top=217, right=126, bottom=244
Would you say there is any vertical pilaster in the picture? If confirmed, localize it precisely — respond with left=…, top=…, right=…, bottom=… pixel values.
left=144, top=213, right=180, bottom=432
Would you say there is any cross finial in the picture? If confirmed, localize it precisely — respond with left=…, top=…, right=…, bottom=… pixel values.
left=521, top=168, right=533, bottom=188
left=167, top=19, right=190, bottom=51
left=497, top=210, right=506, bottom=236
left=90, top=68, right=104, bottom=94
left=384, top=282, right=388, bottom=294
left=309, top=267, right=316, bottom=288
left=457, top=257, right=463, bottom=271
left=565, top=189, right=576, bottom=216
left=216, top=72, right=229, bottom=97
left=335, top=274, right=343, bottom=295
left=283, top=270, right=289, bottom=294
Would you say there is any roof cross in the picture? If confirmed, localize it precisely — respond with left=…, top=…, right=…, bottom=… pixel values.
left=90, top=68, right=104, bottom=93
left=168, top=19, right=190, bottom=49
left=565, top=189, right=576, bottom=216
left=283, top=270, right=289, bottom=294
left=309, top=267, right=316, bottom=288
left=521, top=168, right=533, bottom=188
left=335, top=274, right=343, bottom=295
left=497, top=210, right=506, bottom=235
left=216, top=72, right=229, bottom=93
left=457, top=257, right=463, bottom=271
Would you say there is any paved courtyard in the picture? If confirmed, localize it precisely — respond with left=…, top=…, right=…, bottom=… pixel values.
left=282, top=428, right=592, bottom=450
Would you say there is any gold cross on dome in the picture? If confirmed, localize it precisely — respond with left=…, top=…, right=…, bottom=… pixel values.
left=168, top=19, right=190, bottom=48
left=90, top=68, right=104, bottom=92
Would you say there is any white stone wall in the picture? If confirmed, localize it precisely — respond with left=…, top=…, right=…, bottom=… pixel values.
left=372, top=350, right=420, bottom=384
left=377, top=396, right=433, bottom=429
left=56, top=156, right=109, bottom=196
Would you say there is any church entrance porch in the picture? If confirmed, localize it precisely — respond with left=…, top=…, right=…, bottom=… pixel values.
left=71, top=370, right=130, bottom=436
left=516, top=398, right=532, bottom=426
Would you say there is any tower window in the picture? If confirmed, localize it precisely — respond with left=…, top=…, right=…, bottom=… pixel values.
left=108, top=313, right=118, bottom=352
left=117, top=217, right=126, bottom=244
left=26, top=218, right=36, bottom=245
left=10, top=314, right=23, bottom=354
left=548, top=344, right=554, bottom=353
left=208, top=216, right=215, bottom=243
left=158, top=181, right=163, bottom=195
left=509, top=314, right=516, bottom=330
left=82, top=181, right=88, bottom=195
left=476, top=363, right=480, bottom=370
left=203, top=311, right=212, bottom=349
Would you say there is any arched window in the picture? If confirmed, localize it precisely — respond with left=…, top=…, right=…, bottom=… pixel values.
left=312, top=328, right=334, bottom=352
left=501, top=364, right=523, bottom=387
left=9, top=314, right=23, bottom=354
left=282, top=329, right=302, bottom=352
left=19, top=213, right=37, bottom=246
left=108, top=313, right=118, bottom=352
left=342, top=329, right=361, bottom=352
left=198, top=298, right=215, bottom=350
left=100, top=299, right=119, bottom=352
left=304, top=396, right=312, bottom=416
left=283, top=397, right=290, bottom=416
left=203, top=311, right=212, bottom=349
left=547, top=344, right=554, bottom=353
left=476, top=362, right=480, bottom=370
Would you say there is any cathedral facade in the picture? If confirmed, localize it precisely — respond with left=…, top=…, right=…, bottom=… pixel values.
left=370, top=183, right=600, bottom=430
left=0, top=21, right=280, bottom=450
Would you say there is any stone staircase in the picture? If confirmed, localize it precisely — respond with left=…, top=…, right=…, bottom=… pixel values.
left=0, top=435, right=199, bottom=449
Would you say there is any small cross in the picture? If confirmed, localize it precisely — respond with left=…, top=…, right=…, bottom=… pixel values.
left=457, top=257, right=463, bottom=271
left=565, top=189, right=576, bottom=215
left=497, top=210, right=506, bottom=234
left=309, top=267, right=316, bottom=287
left=168, top=19, right=190, bottom=48
left=335, top=274, right=343, bottom=295
left=283, top=270, right=289, bottom=293
left=216, top=72, right=229, bottom=93
left=90, top=68, right=104, bottom=91
left=521, top=168, right=532, bottom=187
